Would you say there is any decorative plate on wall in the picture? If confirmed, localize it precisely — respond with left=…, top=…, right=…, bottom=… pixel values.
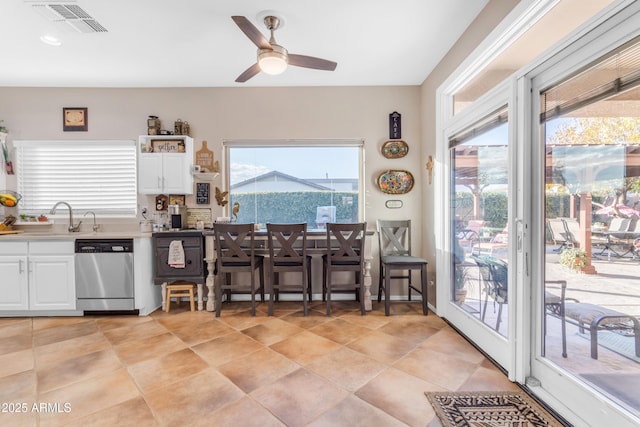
left=381, top=140, right=409, bottom=159
left=377, top=170, right=414, bottom=194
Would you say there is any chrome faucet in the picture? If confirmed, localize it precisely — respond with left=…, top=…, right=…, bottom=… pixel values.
left=50, top=201, right=82, bottom=232
left=84, top=211, right=99, bottom=233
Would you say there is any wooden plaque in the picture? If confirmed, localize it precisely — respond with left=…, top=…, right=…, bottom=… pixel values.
left=195, top=140, right=214, bottom=171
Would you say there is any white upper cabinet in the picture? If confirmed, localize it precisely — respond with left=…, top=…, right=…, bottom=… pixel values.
left=138, top=135, right=194, bottom=195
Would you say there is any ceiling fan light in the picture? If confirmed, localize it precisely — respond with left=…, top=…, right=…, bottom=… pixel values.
left=258, top=51, right=287, bottom=75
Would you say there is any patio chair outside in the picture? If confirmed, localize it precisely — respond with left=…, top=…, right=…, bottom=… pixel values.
left=547, top=218, right=569, bottom=251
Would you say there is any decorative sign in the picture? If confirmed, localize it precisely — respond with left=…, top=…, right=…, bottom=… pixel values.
left=377, top=170, right=414, bottom=194
left=195, top=140, right=215, bottom=171
left=389, top=111, right=401, bottom=139
left=151, top=138, right=186, bottom=153
left=169, top=194, right=185, bottom=206
left=196, top=183, right=210, bottom=205
left=385, top=200, right=403, bottom=209
left=187, top=208, right=212, bottom=228
left=155, top=194, right=168, bottom=211
left=381, top=140, right=408, bottom=158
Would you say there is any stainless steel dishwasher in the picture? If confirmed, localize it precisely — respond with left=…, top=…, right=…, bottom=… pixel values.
left=75, top=239, right=138, bottom=314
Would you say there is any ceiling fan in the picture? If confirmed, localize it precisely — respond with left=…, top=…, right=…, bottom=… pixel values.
left=232, top=15, right=337, bottom=83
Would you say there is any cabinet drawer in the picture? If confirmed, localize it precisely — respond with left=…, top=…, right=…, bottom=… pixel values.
left=154, top=247, right=205, bottom=282
left=29, top=240, right=74, bottom=255
left=0, top=241, right=28, bottom=255
left=154, top=235, right=203, bottom=248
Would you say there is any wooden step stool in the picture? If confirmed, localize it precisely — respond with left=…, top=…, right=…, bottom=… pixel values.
left=165, top=281, right=196, bottom=313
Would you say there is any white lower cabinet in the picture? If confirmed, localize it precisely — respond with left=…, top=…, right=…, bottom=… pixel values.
left=0, top=240, right=76, bottom=312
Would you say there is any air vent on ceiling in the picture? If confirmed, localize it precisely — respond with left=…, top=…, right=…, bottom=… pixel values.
left=29, top=1, right=107, bottom=33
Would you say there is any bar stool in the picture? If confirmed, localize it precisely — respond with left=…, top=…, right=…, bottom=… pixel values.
left=266, top=223, right=311, bottom=316
left=165, top=281, right=196, bottom=312
left=377, top=219, right=428, bottom=316
left=323, top=222, right=367, bottom=316
left=212, top=222, right=265, bottom=317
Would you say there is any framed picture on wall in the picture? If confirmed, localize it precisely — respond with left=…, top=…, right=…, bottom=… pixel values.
left=63, top=107, right=88, bottom=131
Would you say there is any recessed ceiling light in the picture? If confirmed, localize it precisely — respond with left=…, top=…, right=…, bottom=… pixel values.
left=40, top=34, right=62, bottom=46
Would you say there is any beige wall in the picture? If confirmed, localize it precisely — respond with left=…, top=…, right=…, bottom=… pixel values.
left=419, top=0, right=519, bottom=306
left=0, top=85, right=425, bottom=295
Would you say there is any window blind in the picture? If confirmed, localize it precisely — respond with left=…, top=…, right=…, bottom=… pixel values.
left=541, top=35, right=640, bottom=122
left=448, top=106, right=509, bottom=148
left=15, top=140, right=137, bottom=216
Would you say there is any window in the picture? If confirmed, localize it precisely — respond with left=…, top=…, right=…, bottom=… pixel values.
left=450, top=108, right=509, bottom=337
left=225, top=140, right=363, bottom=228
left=15, top=140, right=137, bottom=216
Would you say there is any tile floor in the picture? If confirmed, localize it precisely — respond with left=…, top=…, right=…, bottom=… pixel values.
left=0, top=300, right=526, bottom=427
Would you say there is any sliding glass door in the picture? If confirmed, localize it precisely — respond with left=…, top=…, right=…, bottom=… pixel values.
left=529, top=5, right=640, bottom=425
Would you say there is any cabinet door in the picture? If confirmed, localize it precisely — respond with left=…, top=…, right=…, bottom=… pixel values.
left=0, top=256, right=29, bottom=310
left=162, top=153, right=193, bottom=194
left=29, top=255, right=76, bottom=310
left=138, top=153, right=163, bottom=194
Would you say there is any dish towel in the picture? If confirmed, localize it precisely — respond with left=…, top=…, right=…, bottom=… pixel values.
left=168, top=240, right=185, bottom=268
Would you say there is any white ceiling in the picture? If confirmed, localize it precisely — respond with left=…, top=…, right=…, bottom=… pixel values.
left=0, top=0, right=488, bottom=88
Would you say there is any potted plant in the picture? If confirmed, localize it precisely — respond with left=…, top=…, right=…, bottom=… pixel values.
left=454, top=264, right=469, bottom=306
left=560, top=247, right=587, bottom=272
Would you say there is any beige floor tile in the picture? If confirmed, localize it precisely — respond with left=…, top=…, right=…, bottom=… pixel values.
left=218, top=309, right=272, bottom=330
left=209, top=396, right=285, bottom=427
left=0, top=370, right=37, bottom=403
left=251, top=368, right=349, bottom=427
left=127, top=348, right=208, bottom=394
left=393, top=347, right=479, bottom=391
left=144, top=368, right=244, bottom=426
left=418, top=327, right=485, bottom=364
left=0, top=334, right=33, bottom=356
left=34, top=332, right=111, bottom=369
left=37, top=348, right=123, bottom=394
left=192, top=331, right=264, bottom=366
left=37, top=368, right=140, bottom=427
left=170, top=318, right=235, bottom=346
left=307, top=394, right=407, bottom=427
left=338, top=310, right=391, bottom=329
left=378, top=317, right=441, bottom=346
left=102, top=319, right=169, bottom=346
left=309, top=318, right=373, bottom=345
left=217, top=347, right=299, bottom=393
left=113, top=332, right=187, bottom=365
left=154, top=309, right=215, bottom=331
left=0, top=348, right=33, bottom=378
left=32, top=320, right=99, bottom=347
left=458, top=366, right=520, bottom=391
left=270, top=330, right=342, bottom=365
left=0, top=318, right=32, bottom=339
left=306, top=346, right=387, bottom=392
left=31, top=317, right=89, bottom=331
left=347, top=329, right=417, bottom=365
left=355, top=367, right=443, bottom=427
left=63, top=396, right=158, bottom=427
left=93, top=315, right=153, bottom=332
left=241, top=317, right=304, bottom=346
left=280, top=309, right=332, bottom=329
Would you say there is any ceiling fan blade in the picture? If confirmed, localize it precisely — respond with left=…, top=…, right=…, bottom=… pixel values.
left=231, top=16, right=272, bottom=50
left=235, top=63, right=261, bottom=83
left=288, top=54, right=337, bottom=71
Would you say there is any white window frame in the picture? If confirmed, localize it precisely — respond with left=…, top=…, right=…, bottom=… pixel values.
left=222, top=139, right=365, bottom=224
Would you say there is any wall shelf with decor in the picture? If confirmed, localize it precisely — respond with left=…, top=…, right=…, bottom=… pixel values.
left=193, top=172, right=219, bottom=181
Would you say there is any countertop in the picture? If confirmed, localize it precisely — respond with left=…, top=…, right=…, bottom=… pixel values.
left=0, top=231, right=154, bottom=240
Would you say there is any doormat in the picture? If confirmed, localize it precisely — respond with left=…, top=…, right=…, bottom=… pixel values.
left=425, top=391, right=562, bottom=427
left=575, top=331, right=639, bottom=363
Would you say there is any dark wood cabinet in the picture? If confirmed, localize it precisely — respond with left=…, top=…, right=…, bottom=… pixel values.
left=152, top=231, right=207, bottom=285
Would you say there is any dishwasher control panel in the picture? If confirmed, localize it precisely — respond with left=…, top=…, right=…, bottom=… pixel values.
left=75, top=239, right=134, bottom=253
